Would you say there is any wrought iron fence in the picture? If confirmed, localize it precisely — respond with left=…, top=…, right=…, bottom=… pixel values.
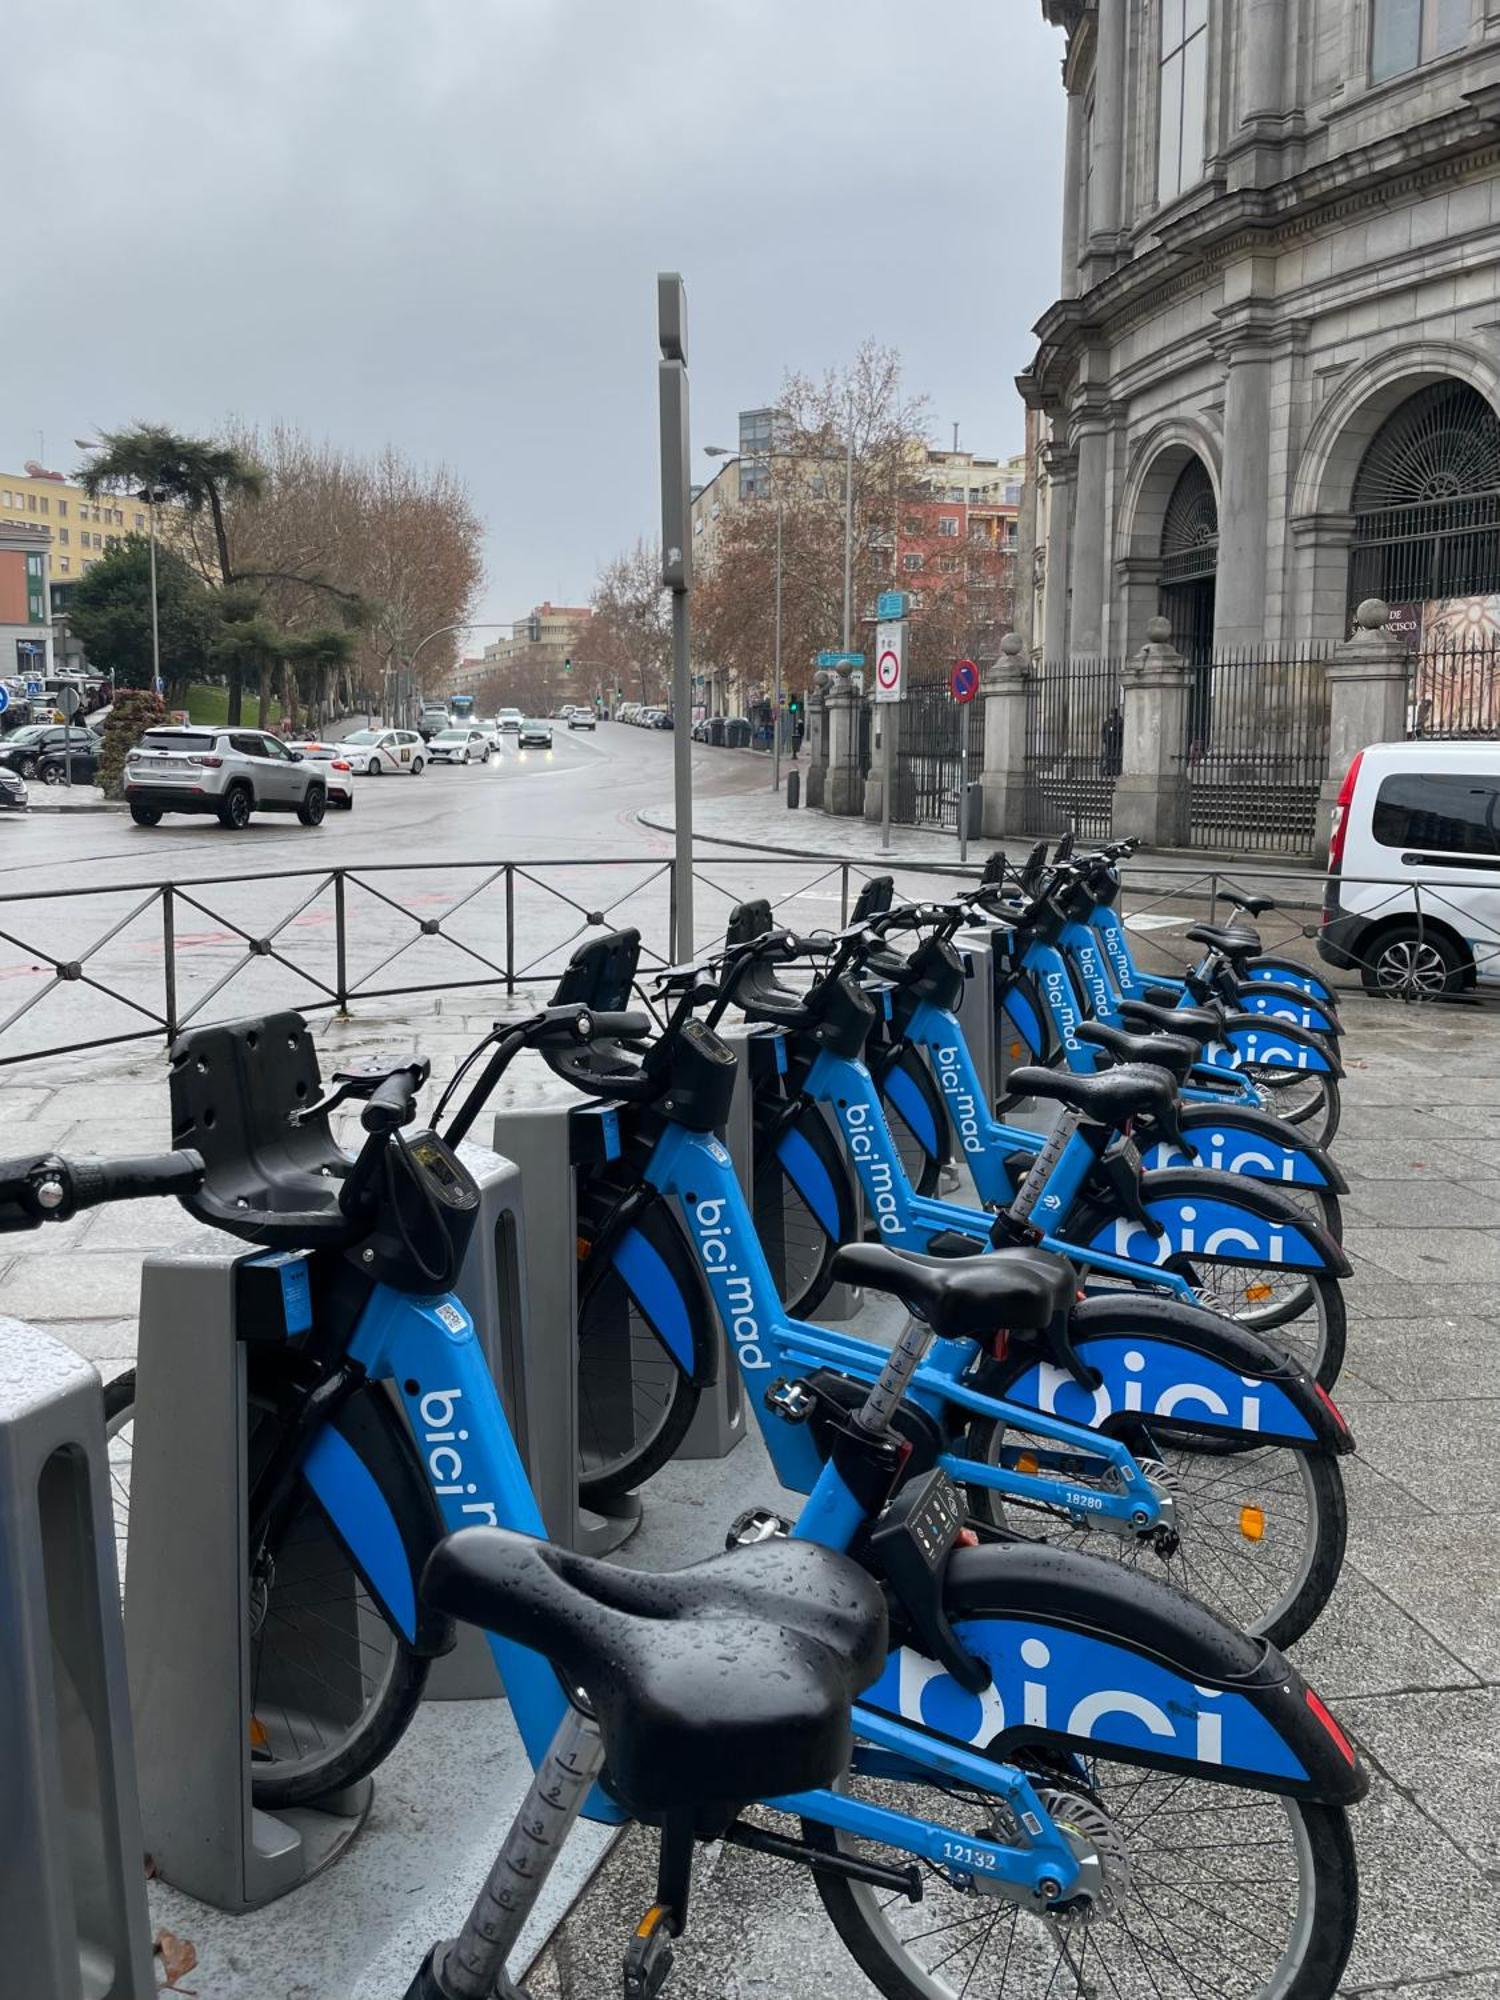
left=1405, top=639, right=1500, bottom=738
left=1182, top=643, right=1334, bottom=855
left=1022, top=655, right=1123, bottom=839
left=894, top=681, right=969, bottom=830
left=0, top=849, right=1491, bottom=1074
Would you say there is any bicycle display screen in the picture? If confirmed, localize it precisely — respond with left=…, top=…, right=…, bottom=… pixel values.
left=407, top=1132, right=479, bottom=1208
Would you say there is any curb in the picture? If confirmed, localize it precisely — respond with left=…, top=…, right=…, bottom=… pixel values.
left=21, top=799, right=127, bottom=815
left=634, top=807, right=973, bottom=871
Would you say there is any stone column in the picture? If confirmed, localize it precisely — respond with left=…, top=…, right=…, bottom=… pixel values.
left=1059, top=87, right=1085, bottom=300
left=1113, top=618, right=1193, bottom=848
left=1042, top=448, right=1076, bottom=664
left=804, top=673, right=830, bottom=811
left=824, top=675, right=863, bottom=816
left=1082, top=0, right=1126, bottom=282
left=1314, top=600, right=1410, bottom=847
left=1229, top=0, right=1290, bottom=187
left=1069, top=415, right=1110, bottom=656
left=979, top=633, right=1033, bottom=837
left=1214, top=324, right=1274, bottom=648
left=863, top=697, right=904, bottom=822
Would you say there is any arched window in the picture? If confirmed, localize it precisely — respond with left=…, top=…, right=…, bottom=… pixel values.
left=1349, top=381, right=1500, bottom=609
left=1159, top=457, right=1218, bottom=664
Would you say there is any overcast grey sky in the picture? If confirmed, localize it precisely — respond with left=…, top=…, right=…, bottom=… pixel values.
left=3, top=1, right=1066, bottom=630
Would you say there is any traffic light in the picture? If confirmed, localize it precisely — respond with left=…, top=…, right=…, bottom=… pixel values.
left=563, top=657, right=573, bottom=675
left=789, top=696, right=802, bottom=714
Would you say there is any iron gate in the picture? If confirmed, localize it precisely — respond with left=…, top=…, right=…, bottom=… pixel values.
left=1022, top=655, right=1123, bottom=839
left=1183, top=645, right=1333, bottom=853
left=895, top=683, right=967, bottom=829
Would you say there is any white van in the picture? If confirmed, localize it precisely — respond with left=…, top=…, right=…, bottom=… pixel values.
left=1319, top=739, right=1500, bottom=996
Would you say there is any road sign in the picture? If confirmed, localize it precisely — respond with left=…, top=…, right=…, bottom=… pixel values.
left=25, top=681, right=42, bottom=699
left=816, top=650, right=865, bottom=669
left=874, top=623, right=905, bottom=704
left=876, top=591, right=909, bottom=621
left=950, top=658, right=980, bottom=705
left=58, top=685, right=81, bottom=718
left=0, top=687, right=8, bottom=716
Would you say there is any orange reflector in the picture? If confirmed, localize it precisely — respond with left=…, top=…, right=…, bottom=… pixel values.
left=1009, top=1041, right=1023, bottom=1060
left=249, top=1716, right=269, bottom=1751
left=1240, top=1505, right=1266, bottom=1542
left=1244, top=1283, right=1274, bottom=1303
left=1017, top=1453, right=1039, bottom=1476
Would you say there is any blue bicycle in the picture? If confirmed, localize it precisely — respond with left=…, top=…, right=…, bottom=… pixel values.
left=33, top=1009, right=1366, bottom=1998
left=438, top=970, right=1353, bottom=1646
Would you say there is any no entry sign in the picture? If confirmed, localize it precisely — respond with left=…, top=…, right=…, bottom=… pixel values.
left=874, top=622, right=905, bottom=703
left=950, top=658, right=980, bottom=704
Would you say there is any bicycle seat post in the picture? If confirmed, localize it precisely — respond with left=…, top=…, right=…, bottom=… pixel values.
left=407, top=1705, right=605, bottom=2000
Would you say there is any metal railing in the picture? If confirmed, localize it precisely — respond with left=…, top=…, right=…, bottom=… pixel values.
left=1405, top=638, right=1500, bottom=738
left=0, top=847, right=1492, bottom=1072
left=1022, top=655, right=1124, bottom=840
left=1182, top=643, right=1334, bottom=855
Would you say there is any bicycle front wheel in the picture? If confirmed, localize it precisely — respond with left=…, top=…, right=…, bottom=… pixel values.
left=1246, top=1068, right=1341, bottom=1148
left=807, top=1755, right=1358, bottom=2000
left=104, top=1369, right=429, bottom=1808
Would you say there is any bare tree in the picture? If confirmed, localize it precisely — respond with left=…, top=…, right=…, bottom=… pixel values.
left=590, top=541, right=673, bottom=705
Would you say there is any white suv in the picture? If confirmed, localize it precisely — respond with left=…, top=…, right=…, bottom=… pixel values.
left=125, top=727, right=328, bottom=830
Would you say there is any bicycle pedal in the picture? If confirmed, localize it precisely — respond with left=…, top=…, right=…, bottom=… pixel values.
left=623, top=1917, right=675, bottom=1998
left=725, top=1507, right=792, bottom=1550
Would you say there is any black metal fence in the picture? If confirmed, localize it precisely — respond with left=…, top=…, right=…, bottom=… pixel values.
left=1406, top=639, right=1500, bottom=738
left=1022, top=655, right=1123, bottom=840
left=894, top=682, right=968, bottom=830
left=1183, top=644, right=1334, bottom=854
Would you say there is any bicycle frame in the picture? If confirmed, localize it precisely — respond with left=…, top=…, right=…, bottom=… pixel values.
left=298, top=1269, right=1089, bottom=1890
left=897, top=992, right=1342, bottom=1196
left=1089, top=896, right=1339, bottom=1011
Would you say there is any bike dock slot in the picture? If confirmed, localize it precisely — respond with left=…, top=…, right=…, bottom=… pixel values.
left=0, top=1315, right=156, bottom=1999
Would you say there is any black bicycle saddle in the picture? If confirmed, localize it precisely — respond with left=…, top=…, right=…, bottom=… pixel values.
left=422, top=1531, right=886, bottom=1828
left=1008, top=1061, right=1181, bottom=1129
left=1119, top=997, right=1224, bottom=1041
left=1224, top=891, right=1276, bottom=918
left=828, top=1242, right=1074, bottom=1339
left=1185, top=923, right=1262, bottom=958
left=1076, top=1020, right=1197, bottom=1083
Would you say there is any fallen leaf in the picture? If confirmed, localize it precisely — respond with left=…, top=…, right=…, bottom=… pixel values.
left=154, top=1928, right=197, bottom=1988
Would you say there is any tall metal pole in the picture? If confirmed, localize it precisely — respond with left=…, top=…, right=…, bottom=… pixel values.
left=658, top=274, right=695, bottom=961
left=841, top=418, right=855, bottom=654
left=147, top=494, right=161, bottom=692
left=772, top=497, right=783, bottom=793
left=958, top=698, right=971, bottom=866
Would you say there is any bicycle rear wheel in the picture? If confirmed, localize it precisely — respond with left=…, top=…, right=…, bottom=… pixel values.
left=104, top=1369, right=428, bottom=1808
left=753, top=1098, right=858, bottom=1317
left=807, top=1752, right=1357, bottom=2000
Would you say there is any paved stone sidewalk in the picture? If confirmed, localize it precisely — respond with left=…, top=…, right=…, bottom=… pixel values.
left=3, top=990, right=1500, bottom=1994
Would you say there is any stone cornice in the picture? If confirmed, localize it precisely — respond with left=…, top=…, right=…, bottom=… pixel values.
left=1022, top=92, right=1500, bottom=409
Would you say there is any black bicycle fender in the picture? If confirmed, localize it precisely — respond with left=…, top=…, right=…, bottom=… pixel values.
left=911, top=1542, right=1368, bottom=1805
left=1224, top=1010, right=1345, bottom=1079
left=301, top=1378, right=456, bottom=1659
left=1176, top=1102, right=1349, bottom=1196
left=1062, top=1292, right=1353, bottom=1452
left=1062, top=1167, right=1353, bottom=1279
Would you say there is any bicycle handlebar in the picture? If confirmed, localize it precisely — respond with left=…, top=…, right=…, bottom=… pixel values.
left=0, top=1149, right=206, bottom=1232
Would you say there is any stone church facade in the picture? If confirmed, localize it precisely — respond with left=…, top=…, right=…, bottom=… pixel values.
left=1024, top=0, right=1500, bottom=663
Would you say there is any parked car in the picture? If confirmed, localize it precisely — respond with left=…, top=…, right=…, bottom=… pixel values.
left=518, top=716, right=553, bottom=749
left=0, top=767, right=27, bottom=812
left=297, top=742, right=357, bottom=809
left=1319, top=739, right=1500, bottom=997
left=36, top=744, right=102, bottom=787
left=497, top=708, right=524, bottom=734
left=339, top=727, right=426, bottom=775
left=0, top=725, right=102, bottom=781
left=417, top=706, right=451, bottom=742
left=568, top=707, right=596, bottom=731
left=553, top=705, right=575, bottom=720
left=617, top=703, right=641, bottom=724
left=652, top=709, right=675, bottom=730
left=427, top=726, right=492, bottom=766
left=124, top=726, right=328, bottom=830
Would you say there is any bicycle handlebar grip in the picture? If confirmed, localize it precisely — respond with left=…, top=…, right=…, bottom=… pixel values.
left=68, top=1151, right=207, bottom=1209
left=362, top=1064, right=428, bottom=1132
left=584, top=1011, right=652, bottom=1040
